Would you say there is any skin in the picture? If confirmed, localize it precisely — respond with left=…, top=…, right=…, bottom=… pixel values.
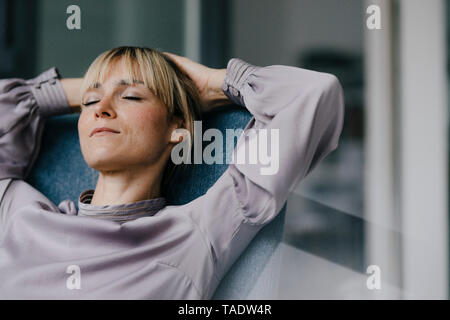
left=61, top=53, right=227, bottom=206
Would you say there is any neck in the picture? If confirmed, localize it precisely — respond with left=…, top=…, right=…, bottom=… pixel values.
left=90, top=164, right=164, bottom=206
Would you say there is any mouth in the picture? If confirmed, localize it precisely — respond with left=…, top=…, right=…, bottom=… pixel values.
left=90, top=127, right=120, bottom=137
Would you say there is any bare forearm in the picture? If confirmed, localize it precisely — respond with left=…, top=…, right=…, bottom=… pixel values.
left=60, top=78, right=83, bottom=109
left=207, top=69, right=228, bottom=108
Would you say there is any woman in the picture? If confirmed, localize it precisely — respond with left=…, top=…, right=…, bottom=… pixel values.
left=0, top=46, right=344, bottom=299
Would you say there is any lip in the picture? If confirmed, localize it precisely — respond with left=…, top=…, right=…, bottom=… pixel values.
left=90, top=127, right=120, bottom=137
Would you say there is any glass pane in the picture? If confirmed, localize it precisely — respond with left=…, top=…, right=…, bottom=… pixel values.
left=228, top=0, right=367, bottom=298
left=36, top=0, right=184, bottom=77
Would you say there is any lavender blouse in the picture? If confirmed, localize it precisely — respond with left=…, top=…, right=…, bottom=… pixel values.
left=0, top=58, right=344, bottom=299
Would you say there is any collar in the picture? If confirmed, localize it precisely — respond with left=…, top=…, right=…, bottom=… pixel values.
left=77, top=189, right=166, bottom=223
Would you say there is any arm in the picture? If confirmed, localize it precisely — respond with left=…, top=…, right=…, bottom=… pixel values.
left=60, top=78, right=83, bottom=109
left=0, top=67, right=73, bottom=180
left=186, top=58, right=345, bottom=288
left=223, top=59, right=344, bottom=216
left=0, top=67, right=73, bottom=228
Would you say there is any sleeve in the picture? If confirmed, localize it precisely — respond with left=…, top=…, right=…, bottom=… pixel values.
left=0, top=67, right=72, bottom=229
left=189, top=58, right=345, bottom=280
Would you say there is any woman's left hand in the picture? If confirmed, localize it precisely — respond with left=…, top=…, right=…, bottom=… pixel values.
left=162, top=52, right=229, bottom=112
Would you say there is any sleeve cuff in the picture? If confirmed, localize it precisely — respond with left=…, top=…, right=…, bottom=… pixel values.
left=221, top=58, right=260, bottom=107
left=27, top=67, right=71, bottom=118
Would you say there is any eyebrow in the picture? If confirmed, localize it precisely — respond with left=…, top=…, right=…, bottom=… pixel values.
left=90, top=79, right=145, bottom=89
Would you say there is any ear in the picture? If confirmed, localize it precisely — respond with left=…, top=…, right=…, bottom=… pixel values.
left=170, top=128, right=190, bottom=144
left=169, top=116, right=186, bottom=144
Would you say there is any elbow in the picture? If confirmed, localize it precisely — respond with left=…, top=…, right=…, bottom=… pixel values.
left=310, top=73, right=345, bottom=150
left=317, top=73, right=344, bottom=103
left=324, top=74, right=345, bottom=151
left=315, top=72, right=345, bottom=123
left=303, top=71, right=345, bottom=118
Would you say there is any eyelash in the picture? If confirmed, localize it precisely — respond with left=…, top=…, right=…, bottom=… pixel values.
left=82, top=101, right=97, bottom=106
left=124, top=96, right=142, bottom=101
left=82, top=96, right=142, bottom=106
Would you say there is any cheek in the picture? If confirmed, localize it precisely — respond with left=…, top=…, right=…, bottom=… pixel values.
left=77, top=112, right=90, bottom=148
left=126, top=108, right=170, bottom=152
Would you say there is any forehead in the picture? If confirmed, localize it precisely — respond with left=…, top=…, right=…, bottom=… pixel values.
left=89, top=79, right=145, bottom=90
left=82, top=61, right=151, bottom=97
left=95, top=58, right=143, bottom=86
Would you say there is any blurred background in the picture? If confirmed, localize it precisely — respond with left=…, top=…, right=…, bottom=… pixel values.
left=0, top=0, right=448, bottom=299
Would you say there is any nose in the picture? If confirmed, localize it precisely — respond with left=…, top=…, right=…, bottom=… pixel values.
left=94, top=96, right=117, bottom=119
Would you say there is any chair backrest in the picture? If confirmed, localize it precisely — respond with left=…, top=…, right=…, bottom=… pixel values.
left=27, top=106, right=286, bottom=299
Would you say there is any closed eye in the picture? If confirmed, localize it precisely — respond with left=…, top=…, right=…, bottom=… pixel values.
left=123, top=96, right=142, bottom=101
left=82, top=100, right=99, bottom=106
left=81, top=96, right=142, bottom=106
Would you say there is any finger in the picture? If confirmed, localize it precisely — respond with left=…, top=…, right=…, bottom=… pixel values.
left=162, top=51, right=176, bottom=58
left=162, top=52, right=185, bottom=62
left=163, top=52, right=197, bottom=66
left=162, top=52, right=180, bottom=64
left=162, top=52, right=186, bottom=69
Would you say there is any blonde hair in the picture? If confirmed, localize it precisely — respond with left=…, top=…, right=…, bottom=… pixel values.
left=81, top=46, right=202, bottom=195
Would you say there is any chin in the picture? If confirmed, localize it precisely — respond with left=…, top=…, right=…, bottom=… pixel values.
left=84, top=152, right=122, bottom=172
